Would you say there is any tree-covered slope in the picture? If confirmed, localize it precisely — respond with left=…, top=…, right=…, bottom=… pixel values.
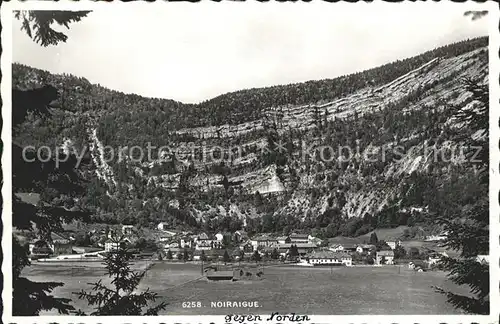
left=12, top=36, right=489, bottom=239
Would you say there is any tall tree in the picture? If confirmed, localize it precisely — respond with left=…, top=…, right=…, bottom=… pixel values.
left=289, top=244, right=299, bottom=259
left=183, top=249, right=190, bottom=262
left=75, top=249, right=167, bottom=315
left=271, top=248, right=280, bottom=260
left=252, top=250, right=261, bottom=262
left=369, top=232, right=379, bottom=245
left=223, top=250, right=231, bottom=264
left=12, top=10, right=92, bottom=315
left=434, top=78, right=489, bottom=315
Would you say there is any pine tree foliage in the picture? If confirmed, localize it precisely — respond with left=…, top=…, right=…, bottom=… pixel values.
left=12, top=10, right=92, bottom=315
left=434, top=78, right=489, bottom=315
left=74, top=249, right=167, bottom=315
left=14, top=10, right=91, bottom=47
left=12, top=86, right=92, bottom=315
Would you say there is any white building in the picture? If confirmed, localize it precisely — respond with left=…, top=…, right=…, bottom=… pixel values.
left=157, top=222, right=169, bottom=231
left=105, top=241, right=120, bottom=252
left=308, top=236, right=323, bottom=246
left=355, top=244, right=376, bottom=254
left=425, top=232, right=448, bottom=242
left=386, top=240, right=401, bottom=250
left=104, top=237, right=131, bottom=252
left=303, top=251, right=352, bottom=267
left=180, top=237, right=192, bottom=248
left=329, top=244, right=344, bottom=252
left=215, top=232, right=224, bottom=242
left=122, top=225, right=134, bottom=236
left=250, top=235, right=278, bottom=249
left=195, top=239, right=213, bottom=251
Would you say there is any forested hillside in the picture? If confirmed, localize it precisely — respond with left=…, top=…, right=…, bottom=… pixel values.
left=12, top=36, right=489, bottom=240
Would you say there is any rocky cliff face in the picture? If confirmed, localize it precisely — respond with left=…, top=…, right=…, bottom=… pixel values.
left=12, top=40, right=488, bottom=235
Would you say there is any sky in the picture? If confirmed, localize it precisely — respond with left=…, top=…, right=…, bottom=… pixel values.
left=11, top=2, right=489, bottom=104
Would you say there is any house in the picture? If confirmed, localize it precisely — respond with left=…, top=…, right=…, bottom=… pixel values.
left=233, top=230, right=248, bottom=243
left=194, top=232, right=210, bottom=242
left=425, top=231, right=448, bottom=242
left=356, top=244, right=375, bottom=254
left=250, top=235, right=278, bottom=249
left=376, top=250, right=395, bottom=265
left=215, top=232, right=224, bottom=242
left=29, top=232, right=74, bottom=256
left=122, top=225, right=134, bottom=236
left=212, top=240, right=223, bottom=249
left=205, top=270, right=235, bottom=281
left=303, top=251, right=352, bottom=266
left=239, top=241, right=254, bottom=252
left=428, top=253, right=443, bottom=266
left=343, top=244, right=358, bottom=253
left=276, top=236, right=291, bottom=244
left=180, top=237, right=192, bottom=248
left=329, top=244, right=344, bottom=252
left=105, top=240, right=120, bottom=252
left=104, top=237, right=131, bottom=252
left=195, top=239, right=213, bottom=251
left=157, top=223, right=178, bottom=237
left=159, top=235, right=173, bottom=243
left=51, top=232, right=74, bottom=255
left=386, top=240, right=401, bottom=250
left=290, top=233, right=309, bottom=244
left=408, top=261, right=428, bottom=271
left=308, top=236, right=323, bottom=246
left=277, top=243, right=316, bottom=257
left=157, top=222, right=169, bottom=231
left=330, top=243, right=356, bottom=253
left=29, top=240, right=53, bottom=257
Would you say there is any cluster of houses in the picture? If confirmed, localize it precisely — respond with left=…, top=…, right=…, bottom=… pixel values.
left=29, top=232, right=75, bottom=257
left=26, top=218, right=467, bottom=270
left=158, top=228, right=321, bottom=261
left=28, top=225, right=138, bottom=259
left=157, top=224, right=408, bottom=266
left=327, top=241, right=403, bottom=265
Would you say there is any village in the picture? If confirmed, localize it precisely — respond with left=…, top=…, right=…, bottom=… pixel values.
left=24, top=220, right=460, bottom=274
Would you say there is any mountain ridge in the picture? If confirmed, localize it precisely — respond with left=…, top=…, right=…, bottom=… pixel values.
left=12, top=36, right=489, bottom=240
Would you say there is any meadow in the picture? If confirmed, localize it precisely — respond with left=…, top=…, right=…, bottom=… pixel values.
left=23, top=261, right=469, bottom=315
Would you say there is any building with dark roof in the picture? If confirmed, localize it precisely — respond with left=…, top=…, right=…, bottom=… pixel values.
left=206, top=270, right=235, bottom=281
left=290, top=233, right=309, bottom=244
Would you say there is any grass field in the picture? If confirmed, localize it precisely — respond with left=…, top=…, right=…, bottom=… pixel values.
left=23, top=261, right=469, bottom=315
left=21, top=261, right=152, bottom=315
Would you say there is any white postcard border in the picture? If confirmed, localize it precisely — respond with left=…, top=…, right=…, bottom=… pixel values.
left=2, top=1, right=499, bottom=324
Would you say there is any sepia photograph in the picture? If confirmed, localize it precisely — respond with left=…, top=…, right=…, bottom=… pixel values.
left=2, top=1, right=498, bottom=321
